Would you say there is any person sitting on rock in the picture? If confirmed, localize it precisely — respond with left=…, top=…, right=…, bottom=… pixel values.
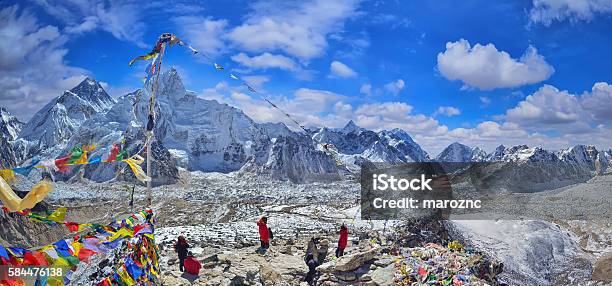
left=184, top=251, right=202, bottom=276
left=336, top=224, right=348, bottom=257
left=174, top=235, right=190, bottom=272
left=257, top=216, right=270, bottom=254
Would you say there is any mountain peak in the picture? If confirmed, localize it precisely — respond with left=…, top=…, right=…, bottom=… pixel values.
left=341, top=120, right=361, bottom=133
left=0, top=107, right=23, bottom=141
left=67, top=76, right=115, bottom=107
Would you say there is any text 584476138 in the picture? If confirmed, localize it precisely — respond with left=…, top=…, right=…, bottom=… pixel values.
left=1, top=266, right=65, bottom=280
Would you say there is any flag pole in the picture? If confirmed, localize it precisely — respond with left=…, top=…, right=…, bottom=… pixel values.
left=146, top=43, right=167, bottom=206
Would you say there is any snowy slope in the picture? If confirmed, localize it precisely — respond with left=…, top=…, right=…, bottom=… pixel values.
left=18, top=78, right=116, bottom=152
left=0, top=108, right=22, bottom=168
left=435, top=142, right=487, bottom=162
left=0, top=107, right=23, bottom=141
left=447, top=220, right=591, bottom=285
left=312, top=121, right=430, bottom=165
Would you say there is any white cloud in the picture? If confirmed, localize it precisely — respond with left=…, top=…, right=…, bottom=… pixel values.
left=529, top=0, right=612, bottom=26
left=34, top=0, right=148, bottom=47
left=0, top=5, right=88, bottom=120
left=174, top=16, right=228, bottom=56
left=360, top=83, right=372, bottom=95
left=227, top=0, right=360, bottom=60
left=433, top=106, right=461, bottom=117
left=502, top=83, right=612, bottom=134
left=384, top=79, right=405, bottom=95
left=329, top=60, right=357, bottom=78
left=231, top=52, right=297, bottom=71
left=437, top=39, right=554, bottom=90
left=580, top=82, right=612, bottom=123
left=504, top=85, right=587, bottom=131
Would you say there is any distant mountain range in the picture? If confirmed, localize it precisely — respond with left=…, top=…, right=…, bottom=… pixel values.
left=1, top=69, right=610, bottom=184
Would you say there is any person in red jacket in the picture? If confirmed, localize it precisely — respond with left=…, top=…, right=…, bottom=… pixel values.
left=184, top=252, right=201, bottom=275
left=336, top=224, right=348, bottom=257
left=257, top=216, right=270, bottom=254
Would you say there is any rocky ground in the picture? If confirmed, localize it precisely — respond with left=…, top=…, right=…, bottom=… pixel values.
left=1, top=169, right=610, bottom=285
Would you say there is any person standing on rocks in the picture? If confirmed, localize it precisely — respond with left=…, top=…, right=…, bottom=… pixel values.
left=174, top=235, right=190, bottom=272
left=304, top=252, right=319, bottom=286
left=257, top=216, right=270, bottom=254
left=336, top=224, right=348, bottom=257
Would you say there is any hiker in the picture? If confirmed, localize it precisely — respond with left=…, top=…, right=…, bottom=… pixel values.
left=184, top=252, right=202, bottom=275
left=257, top=216, right=270, bottom=254
left=306, top=237, right=319, bottom=262
left=174, top=235, right=190, bottom=271
left=304, top=253, right=319, bottom=285
left=336, top=224, right=348, bottom=257
left=318, top=239, right=329, bottom=262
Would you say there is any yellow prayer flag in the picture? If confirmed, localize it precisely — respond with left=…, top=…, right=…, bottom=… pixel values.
left=75, top=151, right=88, bottom=165
left=0, top=169, right=15, bottom=184
left=122, top=155, right=151, bottom=183
left=48, top=207, right=67, bottom=223
left=118, top=265, right=136, bottom=286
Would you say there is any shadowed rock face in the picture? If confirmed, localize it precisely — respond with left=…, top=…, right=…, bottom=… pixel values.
left=0, top=200, right=68, bottom=248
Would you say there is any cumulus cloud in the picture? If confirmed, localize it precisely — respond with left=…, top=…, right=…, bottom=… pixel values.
left=384, top=79, right=405, bottom=95
left=437, top=39, right=554, bottom=90
left=433, top=106, right=461, bottom=117
left=580, top=82, right=612, bottom=123
left=502, top=82, right=612, bottom=135
left=329, top=60, right=357, bottom=78
left=174, top=16, right=228, bottom=56
left=227, top=0, right=360, bottom=60
left=231, top=52, right=298, bottom=71
left=529, top=0, right=612, bottom=26
left=0, top=5, right=88, bottom=120
left=503, top=85, right=588, bottom=134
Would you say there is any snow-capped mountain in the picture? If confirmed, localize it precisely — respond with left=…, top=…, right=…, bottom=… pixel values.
left=311, top=121, right=430, bottom=164
left=0, top=108, right=22, bottom=168
left=18, top=78, right=116, bottom=152
left=5, top=68, right=610, bottom=185
left=557, top=145, right=609, bottom=174
left=484, top=145, right=558, bottom=162
left=435, top=142, right=487, bottom=162
left=0, top=136, right=16, bottom=168
left=0, top=107, right=23, bottom=141
left=379, top=128, right=430, bottom=162
left=56, top=68, right=340, bottom=184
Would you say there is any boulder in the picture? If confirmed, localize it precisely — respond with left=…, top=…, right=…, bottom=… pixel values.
left=260, top=263, right=282, bottom=285
left=317, top=247, right=379, bottom=273
left=592, top=252, right=612, bottom=283
left=370, top=264, right=395, bottom=286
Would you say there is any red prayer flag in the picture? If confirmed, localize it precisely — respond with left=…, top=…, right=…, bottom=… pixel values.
left=77, top=248, right=97, bottom=262
left=22, top=251, right=49, bottom=266
left=97, top=278, right=112, bottom=286
left=65, top=222, right=80, bottom=232
left=107, top=143, right=120, bottom=162
left=55, top=156, right=71, bottom=173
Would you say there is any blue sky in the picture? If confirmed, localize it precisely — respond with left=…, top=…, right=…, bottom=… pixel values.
left=1, top=0, right=611, bottom=154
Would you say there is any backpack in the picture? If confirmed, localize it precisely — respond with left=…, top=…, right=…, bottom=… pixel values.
left=268, top=227, right=274, bottom=240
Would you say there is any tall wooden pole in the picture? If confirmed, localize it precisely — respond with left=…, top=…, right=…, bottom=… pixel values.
left=147, top=43, right=167, bottom=206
